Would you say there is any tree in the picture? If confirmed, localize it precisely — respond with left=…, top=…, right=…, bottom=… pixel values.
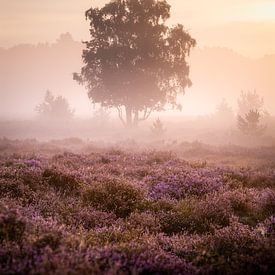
left=237, top=109, right=266, bottom=136
left=151, top=117, right=166, bottom=136
left=36, top=90, right=74, bottom=121
left=215, top=98, right=234, bottom=123
left=93, top=107, right=111, bottom=126
left=237, top=90, right=265, bottom=117
left=74, top=0, right=196, bottom=127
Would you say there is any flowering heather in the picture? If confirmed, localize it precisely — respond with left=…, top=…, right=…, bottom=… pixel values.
left=0, top=139, right=274, bottom=274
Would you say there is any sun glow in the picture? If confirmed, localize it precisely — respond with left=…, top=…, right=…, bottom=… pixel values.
left=239, top=2, right=275, bottom=21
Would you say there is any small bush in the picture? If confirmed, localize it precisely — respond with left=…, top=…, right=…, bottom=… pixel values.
left=126, top=212, right=161, bottom=233
left=0, top=210, right=26, bottom=243
left=83, top=180, right=144, bottom=218
left=259, top=189, right=275, bottom=217
left=0, top=180, right=24, bottom=198
left=34, top=233, right=62, bottom=251
left=42, top=168, right=80, bottom=193
left=75, top=208, right=116, bottom=230
left=141, top=198, right=176, bottom=213
left=85, top=226, right=140, bottom=246
left=157, top=199, right=196, bottom=235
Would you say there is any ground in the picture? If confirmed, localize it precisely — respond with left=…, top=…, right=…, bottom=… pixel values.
left=0, top=138, right=274, bottom=274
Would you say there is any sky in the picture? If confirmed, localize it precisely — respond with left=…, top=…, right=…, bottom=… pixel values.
left=0, top=0, right=275, bottom=58
left=0, top=0, right=274, bottom=119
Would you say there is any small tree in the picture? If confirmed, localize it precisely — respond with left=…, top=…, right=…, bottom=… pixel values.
left=215, top=98, right=234, bottom=123
left=237, top=109, right=266, bottom=136
left=74, top=0, right=196, bottom=127
left=237, top=90, right=265, bottom=117
left=93, top=107, right=111, bottom=126
left=151, top=118, right=166, bottom=136
left=36, top=90, right=74, bottom=121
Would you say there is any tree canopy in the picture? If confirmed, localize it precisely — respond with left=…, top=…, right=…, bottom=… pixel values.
left=36, top=90, right=74, bottom=121
left=74, top=0, right=196, bottom=127
left=238, top=109, right=266, bottom=136
left=237, top=90, right=265, bottom=117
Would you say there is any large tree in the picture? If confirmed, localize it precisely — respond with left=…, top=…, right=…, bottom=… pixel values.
left=74, top=0, right=196, bottom=127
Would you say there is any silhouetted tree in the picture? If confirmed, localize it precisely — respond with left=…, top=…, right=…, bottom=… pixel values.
left=151, top=118, right=166, bottom=136
left=74, top=0, right=196, bottom=127
left=215, top=98, right=234, bottom=123
left=93, top=107, right=111, bottom=126
left=237, top=90, right=265, bottom=117
left=237, top=109, right=266, bottom=136
left=36, top=90, right=74, bottom=121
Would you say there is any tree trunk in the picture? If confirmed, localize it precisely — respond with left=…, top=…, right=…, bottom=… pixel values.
left=125, top=106, right=133, bottom=128
left=133, top=111, right=139, bottom=127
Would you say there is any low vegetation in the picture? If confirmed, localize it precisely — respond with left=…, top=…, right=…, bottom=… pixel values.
left=0, top=139, right=274, bottom=274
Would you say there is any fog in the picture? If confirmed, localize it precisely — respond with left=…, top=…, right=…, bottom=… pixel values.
left=1, top=33, right=275, bottom=117
left=1, top=2, right=275, bottom=273
left=1, top=0, right=275, bottom=148
left=0, top=33, right=274, bottom=147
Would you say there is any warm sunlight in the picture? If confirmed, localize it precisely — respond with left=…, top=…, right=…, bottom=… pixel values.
left=0, top=2, right=275, bottom=273
left=239, top=2, right=275, bottom=21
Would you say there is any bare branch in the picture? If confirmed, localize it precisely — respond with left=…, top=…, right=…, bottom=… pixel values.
left=117, top=106, right=126, bottom=127
left=139, top=108, right=153, bottom=121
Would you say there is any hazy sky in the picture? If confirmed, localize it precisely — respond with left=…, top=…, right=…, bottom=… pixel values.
left=0, top=0, right=275, bottom=57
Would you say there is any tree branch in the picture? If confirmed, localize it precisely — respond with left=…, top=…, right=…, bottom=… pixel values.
left=117, top=106, right=126, bottom=127
left=139, top=108, right=153, bottom=121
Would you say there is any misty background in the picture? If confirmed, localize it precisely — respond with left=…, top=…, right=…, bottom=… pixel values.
left=1, top=32, right=275, bottom=119
left=0, top=0, right=275, bottom=146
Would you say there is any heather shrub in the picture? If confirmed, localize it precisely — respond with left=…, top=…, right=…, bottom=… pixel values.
left=209, top=220, right=257, bottom=256
left=265, top=216, right=275, bottom=238
left=126, top=212, right=161, bottom=233
left=200, top=220, right=275, bottom=274
left=159, top=195, right=232, bottom=235
left=75, top=208, right=117, bottom=230
left=226, top=188, right=275, bottom=225
left=258, top=189, right=275, bottom=217
left=192, top=194, right=232, bottom=232
left=83, top=180, right=145, bottom=218
left=146, top=151, right=174, bottom=165
left=158, top=198, right=197, bottom=235
left=100, top=156, right=111, bottom=164
left=1, top=141, right=275, bottom=274
left=231, top=199, right=259, bottom=225
left=0, top=179, right=24, bottom=198
left=42, top=168, right=80, bottom=193
left=19, top=169, right=42, bottom=191
left=85, top=226, right=141, bottom=246
left=34, top=232, right=62, bottom=251
left=248, top=175, right=275, bottom=189
left=89, top=242, right=198, bottom=275
left=0, top=207, right=26, bottom=243
left=141, top=198, right=176, bottom=213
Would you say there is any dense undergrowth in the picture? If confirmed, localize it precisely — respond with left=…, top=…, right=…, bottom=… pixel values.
left=0, top=139, right=274, bottom=274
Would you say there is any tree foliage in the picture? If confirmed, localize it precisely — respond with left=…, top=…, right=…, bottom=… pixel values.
left=237, top=90, right=265, bottom=117
left=237, top=110, right=266, bottom=136
left=74, top=0, right=196, bottom=127
left=215, top=98, right=234, bottom=123
left=36, top=90, right=74, bottom=121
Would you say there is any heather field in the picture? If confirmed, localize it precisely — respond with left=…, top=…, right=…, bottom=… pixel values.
left=0, top=138, right=274, bottom=274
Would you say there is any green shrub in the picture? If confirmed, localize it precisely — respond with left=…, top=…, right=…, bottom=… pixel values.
left=126, top=212, right=161, bottom=233
left=142, top=199, right=176, bottom=213
left=42, top=168, right=80, bottom=193
left=0, top=180, right=24, bottom=198
left=159, top=198, right=198, bottom=235
left=85, top=226, right=140, bottom=246
left=34, top=233, right=62, bottom=251
left=0, top=211, right=26, bottom=243
left=83, top=180, right=144, bottom=218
